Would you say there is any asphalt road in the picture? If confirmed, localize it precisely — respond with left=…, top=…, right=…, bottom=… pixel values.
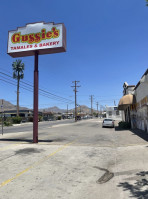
left=0, top=119, right=148, bottom=199
left=0, top=119, right=75, bottom=134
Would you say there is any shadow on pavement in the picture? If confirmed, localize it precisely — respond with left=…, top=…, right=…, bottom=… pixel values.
left=0, top=138, right=66, bottom=143
left=0, top=138, right=53, bottom=143
left=118, top=171, right=148, bottom=198
left=115, top=127, right=148, bottom=142
left=115, top=126, right=129, bottom=131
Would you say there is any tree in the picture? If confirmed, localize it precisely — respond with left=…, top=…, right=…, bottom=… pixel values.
left=146, top=0, right=148, bottom=6
left=12, top=59, right=25, bottom=116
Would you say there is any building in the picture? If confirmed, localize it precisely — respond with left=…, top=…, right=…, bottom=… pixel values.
left=118, top=83, right=136, bottom=124
left=0, top=109, right=42, bottom=122
left=133, top=70, right=148, bottom=131
left=106, top=106, right=122, bottom=120
left=0, top=109, right=33, bottom=118
left=118, top=69, right=148, bottom=132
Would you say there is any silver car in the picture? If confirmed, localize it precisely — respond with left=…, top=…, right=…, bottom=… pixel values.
left=102, top=119, right=114, bottom=128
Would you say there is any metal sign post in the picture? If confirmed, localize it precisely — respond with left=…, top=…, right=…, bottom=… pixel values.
left=33, top=51, right=39, bottom=143
left=7, top=22, right=66, bottom=143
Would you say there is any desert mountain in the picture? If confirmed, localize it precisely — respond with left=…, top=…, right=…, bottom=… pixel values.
left=40, top=105, right=94, bottom=114
left=0, top=99, right=96, bottom=114
left=39, top=106, right=66, bottom=113
left=0, top=99, right=29, bottom=111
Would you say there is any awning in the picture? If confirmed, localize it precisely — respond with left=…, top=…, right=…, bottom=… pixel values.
left=118, top=94, right=136, bottom=110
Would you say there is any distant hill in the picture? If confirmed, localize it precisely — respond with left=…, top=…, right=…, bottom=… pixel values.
left=0, top=99, right=97, bottom=114
left=0, top=99, right=29, bottom=111
left=40, top=105, right=95, bottom=114
left=75, top=105, right=91, bottom=114
left=39, top=106, right=66, bottom=113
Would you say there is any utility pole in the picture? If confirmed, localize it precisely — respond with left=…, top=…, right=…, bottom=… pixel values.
left=80, top=106, right=81, bottom=114
left=96, top=102, right=99, bottom=118
left=90, top=95, right=94, bottom=117
left=67, top=104, right=68, bottom=118
left=71, top=81, right=80, bottom=122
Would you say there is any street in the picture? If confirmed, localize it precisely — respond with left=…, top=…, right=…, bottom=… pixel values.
left=0, top=119, right=148, bottom=199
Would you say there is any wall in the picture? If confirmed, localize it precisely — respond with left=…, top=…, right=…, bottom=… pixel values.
left=134, top=75, right=148, bottom=132
left=106, top=106, right=122, bottom=120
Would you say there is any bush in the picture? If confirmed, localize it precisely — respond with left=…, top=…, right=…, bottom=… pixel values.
left=38, top=115, right=43, bottom=122
left=28, top=116, right=33, bottom=122
left=57, top=116, right=61, bottom=120
left=3, top=117, right=12, bottom=126
left=28, top=116, right=43, bottom=122
left=12, top=116, right=22, bottom=124
left=4, top=121, right=12, bottom=126
left=118, top=121, right=131, bottom=129
left=4, top=117, right=12, bottom=126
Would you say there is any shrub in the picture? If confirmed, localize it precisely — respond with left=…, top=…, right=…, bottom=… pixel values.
left=4, top=121, right=12, bottom=126
left=38, top=115, right=43, bottom=122
left=118, top=121, right=131, bottom=129
left=28, top=116, right=43, bottom=122
left=57, top=116, right=61, bottom=120
left=4, top=118, right=12, bottom=126
left=12, top=116, right=22, bottom=124
left=28, top=116, right=33, bottom=122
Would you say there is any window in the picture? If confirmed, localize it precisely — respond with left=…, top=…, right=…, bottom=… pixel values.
left=104, top=119, right=113, bottom=121
left=109, top=111, right=112, bottom=116
left=116, top=111, right=119, bottom=115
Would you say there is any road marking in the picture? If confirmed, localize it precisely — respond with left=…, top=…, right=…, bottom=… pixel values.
left=0, top=140, right=76, bottom=188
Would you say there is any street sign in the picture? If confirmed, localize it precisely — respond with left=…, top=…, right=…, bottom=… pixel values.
left=7, top=22, right=66, bottom=143
left=8, top=22, right=66, bottom=58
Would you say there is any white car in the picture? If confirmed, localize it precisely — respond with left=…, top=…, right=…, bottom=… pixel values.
left=102, top=119, right=114, bottom=128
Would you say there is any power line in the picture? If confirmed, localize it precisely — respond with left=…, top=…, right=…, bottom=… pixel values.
left=0, top=77, right=74, bottom=104
left=0, top=71, right=74, bottom=104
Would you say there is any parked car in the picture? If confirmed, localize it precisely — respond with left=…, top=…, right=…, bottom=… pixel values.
left=83, top=115, right=88, bottom=119
left=102, top=119, right=114, bottom=128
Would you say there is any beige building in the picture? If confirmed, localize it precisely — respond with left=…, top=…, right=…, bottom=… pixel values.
left=118, top=69, right=148, bottom=132
left=133, top=70, right=148, bottom=131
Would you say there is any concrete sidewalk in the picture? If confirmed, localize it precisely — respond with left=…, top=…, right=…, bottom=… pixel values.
left=0, top=119, right=147, bottom=199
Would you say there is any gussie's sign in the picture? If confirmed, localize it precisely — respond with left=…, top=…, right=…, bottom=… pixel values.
left=11, top=27, right=60, bottom=44
left=8, top=22, right=66, bottom=57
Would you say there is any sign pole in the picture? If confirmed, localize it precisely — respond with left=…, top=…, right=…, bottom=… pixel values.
left=8, top=22, right=66, bottom=143
left=33, top=51, right=39, bottom=143
left=1, top=99, right=3, bottom=135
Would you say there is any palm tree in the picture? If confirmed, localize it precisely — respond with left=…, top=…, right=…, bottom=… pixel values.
left=12, top=59, right=25, bottom=117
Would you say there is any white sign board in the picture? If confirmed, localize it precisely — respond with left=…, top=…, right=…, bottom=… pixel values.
left=8, top=22, right=66, bottom=57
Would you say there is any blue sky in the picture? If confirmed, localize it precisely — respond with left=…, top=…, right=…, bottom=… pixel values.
left=0, top=0, right=148, bottom=110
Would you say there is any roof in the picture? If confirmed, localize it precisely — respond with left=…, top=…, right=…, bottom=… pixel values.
left=127, top=85, right=135, bottom=88
left=0, top=109, right=33, bottom=114
left=134, top=69, right=148, bottom=90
